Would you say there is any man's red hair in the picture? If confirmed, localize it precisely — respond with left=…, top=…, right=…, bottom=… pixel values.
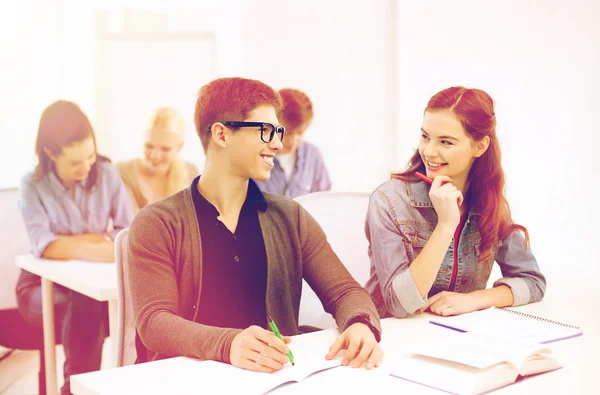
left=194, top=77, right=283, bottom=152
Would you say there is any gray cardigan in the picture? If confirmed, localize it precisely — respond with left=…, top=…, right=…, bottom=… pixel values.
left=126, top=185, right=381, bottom=363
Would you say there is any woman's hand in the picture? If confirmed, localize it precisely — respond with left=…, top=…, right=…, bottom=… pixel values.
left=429, top=176, right=463, bottom=229
left=416, top=291, right=481, bottom=317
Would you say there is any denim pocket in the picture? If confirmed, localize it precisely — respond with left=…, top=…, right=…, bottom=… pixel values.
left=399, top=224, right=433, bottom=262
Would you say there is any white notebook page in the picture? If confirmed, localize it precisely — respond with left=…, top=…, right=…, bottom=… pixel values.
left=430, top=307, right=581, bottom=344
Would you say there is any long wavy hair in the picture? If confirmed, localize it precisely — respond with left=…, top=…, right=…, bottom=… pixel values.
left=34, top=100, right=108, bottom=189
left=393, top=87, right=528, bottom=261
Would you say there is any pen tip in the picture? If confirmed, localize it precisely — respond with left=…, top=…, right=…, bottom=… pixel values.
left=292, top=363, right=295, bottom=366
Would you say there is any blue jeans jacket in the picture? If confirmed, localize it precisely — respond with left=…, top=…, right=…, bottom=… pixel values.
left=364, top=178, right=546, bottom=318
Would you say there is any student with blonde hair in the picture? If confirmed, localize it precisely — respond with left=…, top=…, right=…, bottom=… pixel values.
left=117, top=107, right=199, bottom=212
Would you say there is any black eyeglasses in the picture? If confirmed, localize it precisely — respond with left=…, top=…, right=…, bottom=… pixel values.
left=211, top=121, right=285, bottom=143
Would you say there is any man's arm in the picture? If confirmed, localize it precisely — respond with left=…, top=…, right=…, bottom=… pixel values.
left=126, top=207, right=242, bottom=363
left=297, top=204, right=381, bottom=339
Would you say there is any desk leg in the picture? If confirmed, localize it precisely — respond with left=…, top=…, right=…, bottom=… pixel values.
left=41, top=279, right=58, bottom=395
left=107, top=299, right=118, bottom=368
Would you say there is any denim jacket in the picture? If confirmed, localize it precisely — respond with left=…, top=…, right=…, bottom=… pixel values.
left=364, top=178, right=546, bottom=319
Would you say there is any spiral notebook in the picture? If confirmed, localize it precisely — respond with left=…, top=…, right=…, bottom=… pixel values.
left=430, top=307, right=582, bottom=344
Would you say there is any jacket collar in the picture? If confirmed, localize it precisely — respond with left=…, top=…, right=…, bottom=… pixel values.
left=406, top=179, right=480, bottom=219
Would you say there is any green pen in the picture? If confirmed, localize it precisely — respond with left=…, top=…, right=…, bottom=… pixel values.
left=267, top=315, right=295, bottom=366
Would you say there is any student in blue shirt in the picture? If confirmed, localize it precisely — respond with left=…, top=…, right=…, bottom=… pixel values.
left=256, top=88, right=331, bottom=198
left=16, top=100, right=134, bottom=395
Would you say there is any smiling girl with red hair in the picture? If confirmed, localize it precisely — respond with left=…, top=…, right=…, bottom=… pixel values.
left=365, top=87, right=546, bottom=319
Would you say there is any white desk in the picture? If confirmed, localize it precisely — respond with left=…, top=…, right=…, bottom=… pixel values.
left=16, top=254, right=118, bottom=395
left=71, top=307, right=598, bottom=394
left=71, top=266, right=600, bottom=394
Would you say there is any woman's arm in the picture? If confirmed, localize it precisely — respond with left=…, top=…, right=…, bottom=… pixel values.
left=493, top=230, right=546, bottom=305
left=410, top=176, right=463, bottom=297
left=365, top=190, right=429, bottom=318
left=42, top=237, right=114, bottom=262
left=408, top=224, right=455, bottom=297
left=18, top=175, right=112, bottom=261
left=421, top=231, right=544, bottom=317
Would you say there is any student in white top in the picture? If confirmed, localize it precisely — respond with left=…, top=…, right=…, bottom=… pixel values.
left=117, top=107, right=199, bottom=213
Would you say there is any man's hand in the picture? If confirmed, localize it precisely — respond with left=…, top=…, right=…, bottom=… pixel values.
left=230, top=325, right=292, bottom=373
left=325, top=323, right=383, bottom=369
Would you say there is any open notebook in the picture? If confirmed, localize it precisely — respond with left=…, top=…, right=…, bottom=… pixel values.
left=389, top=331, right=562, bottom=395
left=186, top=357, right=340, bottom=394
left=430, top=307, right=582, bottom=344
left=171, top=330, right=343, bottom=394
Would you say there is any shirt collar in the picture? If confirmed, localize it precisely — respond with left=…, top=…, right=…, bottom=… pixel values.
left=48, top=169, right=88, bottom=196
left=191, top=176, right=268, bottom=218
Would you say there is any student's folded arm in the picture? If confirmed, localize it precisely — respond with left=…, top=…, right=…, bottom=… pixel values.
left=297, top=204, right=381, bottom=337
left=365, top=191, right=429, bottom=318
left=127, top=208, right=241, bottom=363
left=57, top=234, right=105, bottom=242
left=45, top=238, right=115, bottom=262
left=493, top=230, right=546, bottom=306
left=108, top=166, right=135, bottom=239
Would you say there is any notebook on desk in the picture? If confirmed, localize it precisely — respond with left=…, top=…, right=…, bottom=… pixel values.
left=429, top=307, right=582, bottom=344
left=175, top=329, right=344, bottom=395
left=389, top=331, right=562, bottom=395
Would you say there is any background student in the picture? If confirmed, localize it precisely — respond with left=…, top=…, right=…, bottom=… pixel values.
left=16, top=100, right=134, bottom=395
left=117, top=107, right=199, bottom=213
left=256, top=88, right=331, bottom=198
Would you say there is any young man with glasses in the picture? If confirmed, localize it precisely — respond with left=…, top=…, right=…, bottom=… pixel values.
left=125, top=77, right=383, bottom=373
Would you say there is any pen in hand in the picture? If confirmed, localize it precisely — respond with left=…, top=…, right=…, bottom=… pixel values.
left=415, top=171, right=433, bottom=184
left=267, top=315, right=295, bottom=366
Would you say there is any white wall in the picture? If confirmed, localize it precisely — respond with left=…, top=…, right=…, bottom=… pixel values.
left=0, top=1, right=64, bottom=189
left=0, top=0, right=242, bottom=188
left=241, top=0, right=398, bottom=193
left=395, top=0, right=600, bottom=269
left=3, top=1, right=598, bottom=271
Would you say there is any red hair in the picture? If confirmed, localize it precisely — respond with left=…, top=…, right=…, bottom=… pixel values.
left=34, top=100, right=108, bottom=189
left=194, top=77, right=283, bottom=152
left=278, top=88, right=313, bottom=131
left=393, top=87, right=529, bottom=261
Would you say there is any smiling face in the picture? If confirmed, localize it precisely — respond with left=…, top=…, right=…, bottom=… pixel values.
left=45, top=137, right=97, bottom=186
left=142, top=128, right=183, bottom=174
left=224, top=105, right=284, bottom=182
left=419, top=109, right=489, bottom=191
